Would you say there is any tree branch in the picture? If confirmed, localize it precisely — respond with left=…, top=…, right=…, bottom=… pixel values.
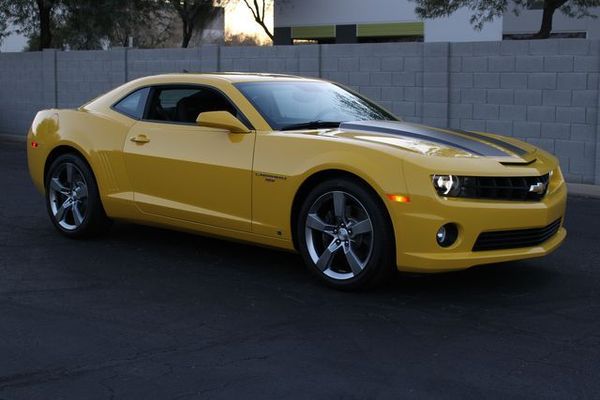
left=241, top=0, right=273, bottom=40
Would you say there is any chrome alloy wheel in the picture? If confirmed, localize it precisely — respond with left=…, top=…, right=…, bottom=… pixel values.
left=305, top=191, right=374, bottom=280
left=48, top=162, right=89, bottom=231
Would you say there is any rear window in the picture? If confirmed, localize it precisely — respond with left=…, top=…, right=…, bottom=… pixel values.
left=113, top=88, right=150, bottom=119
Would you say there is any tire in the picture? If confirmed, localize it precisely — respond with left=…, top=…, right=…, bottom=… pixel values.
left=296, top=177, right=396, bottom=290
left=45, top=153, right=111, bottom=238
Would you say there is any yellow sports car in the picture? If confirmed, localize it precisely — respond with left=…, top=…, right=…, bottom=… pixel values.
left=27, top=73, right=567, bottom=289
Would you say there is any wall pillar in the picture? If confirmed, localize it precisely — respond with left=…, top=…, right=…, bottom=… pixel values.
left=274, top=27, right=293, bottom=45
left=421, top=42, right=450, bottom=128
left=41, top=49, right=57, bottom=108
left=109, top=47, right=128, bottom=84
left=595, top=41, right=600, bottom=184
left=336, top=25, right=357, bottom=44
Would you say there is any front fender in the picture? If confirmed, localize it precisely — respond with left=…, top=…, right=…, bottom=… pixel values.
left=250, top=130, right=409, bottom=241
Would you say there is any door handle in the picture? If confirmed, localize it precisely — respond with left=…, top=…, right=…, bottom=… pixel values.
left=130, top=135, right=151, bottom=144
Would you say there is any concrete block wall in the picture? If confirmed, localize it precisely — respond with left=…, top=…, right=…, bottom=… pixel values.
left=320, top=42, right=425, bottom=124
left=56, top=49, right=127, bottom=108
left=0, top=51, right=45, bottom=134
left=219, top=45, right=320, bottom=77
left=446, top=40, right=600, bottom=184
left=0, top=39, right=598, bottom=184
left=127, top=46, right=219, bottom=80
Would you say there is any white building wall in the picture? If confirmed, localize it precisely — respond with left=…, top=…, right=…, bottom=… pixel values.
left=425, top=8, right=503, bottom=42
left=275, top=0, right=419, bottom=27
left=276, top=0, right=502, bottom=42
left=276, top=0, right=600, bottom=41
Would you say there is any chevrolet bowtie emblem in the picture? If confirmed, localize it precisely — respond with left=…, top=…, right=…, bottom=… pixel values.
left=529, top=182, right=547, bottom=194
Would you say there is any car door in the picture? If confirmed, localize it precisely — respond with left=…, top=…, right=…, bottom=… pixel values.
left=121, top=84, right=255, bottom=232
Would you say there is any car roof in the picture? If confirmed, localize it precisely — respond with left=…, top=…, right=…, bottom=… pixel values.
left=141, top=72, right=319, bottom=84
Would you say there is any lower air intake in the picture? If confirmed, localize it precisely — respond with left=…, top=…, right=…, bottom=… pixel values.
left=472, top=218, right=562, bottom=251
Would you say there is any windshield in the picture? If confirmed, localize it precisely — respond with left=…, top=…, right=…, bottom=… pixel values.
left=234, top=80, right=397, bottom=131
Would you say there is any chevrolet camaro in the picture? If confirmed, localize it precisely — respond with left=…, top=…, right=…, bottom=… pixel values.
left=27, top=73, right=567, bottom=289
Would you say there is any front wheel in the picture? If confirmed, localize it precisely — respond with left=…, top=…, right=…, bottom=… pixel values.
left=45, top=153, right=111, bottom=238
left=296, top=178, right=395, bottom=290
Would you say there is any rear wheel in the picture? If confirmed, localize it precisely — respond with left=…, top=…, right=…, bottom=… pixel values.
left=296, top=178, right=395, bottom=289
left=45, top=154, right=111, bottom=238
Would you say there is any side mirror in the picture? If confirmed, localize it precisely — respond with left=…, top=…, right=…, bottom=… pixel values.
left=196, top=111, right=250, bottom=133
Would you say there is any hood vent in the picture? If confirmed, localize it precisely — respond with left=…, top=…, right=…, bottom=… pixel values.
left=500, top=158, right=537, bottom=166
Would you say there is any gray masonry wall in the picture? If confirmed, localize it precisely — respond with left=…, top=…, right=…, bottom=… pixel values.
left=1, top=39, right=599, bottom=184
left=0, top=51, right=45, bottom=134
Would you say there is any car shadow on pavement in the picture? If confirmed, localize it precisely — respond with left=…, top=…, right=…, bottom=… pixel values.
left=100, top=221, right=560, bottom=307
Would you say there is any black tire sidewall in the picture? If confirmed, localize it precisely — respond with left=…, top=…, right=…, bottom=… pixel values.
left=296, top=178, right=395, bottom=289
left=45, top=153, right=108, bottom=238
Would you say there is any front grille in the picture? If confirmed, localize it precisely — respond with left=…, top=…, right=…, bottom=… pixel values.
left=473, top=218, right=562, bottom=251
left=458, top=174, right=550, bottom=201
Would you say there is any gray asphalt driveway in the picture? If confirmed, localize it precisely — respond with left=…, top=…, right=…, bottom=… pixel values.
left=0, top=139, right=599, bottom=399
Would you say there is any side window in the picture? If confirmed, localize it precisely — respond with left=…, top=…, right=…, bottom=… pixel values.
left=145, top=86, right=239, bottom=124
left=113, top=87, right=150, bottom=119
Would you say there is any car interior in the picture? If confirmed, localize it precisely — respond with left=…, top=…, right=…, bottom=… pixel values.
left=146, top=87, right=239, bottom=124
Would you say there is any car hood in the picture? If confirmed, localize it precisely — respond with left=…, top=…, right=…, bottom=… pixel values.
left=333, top=120, right=537, bottom=164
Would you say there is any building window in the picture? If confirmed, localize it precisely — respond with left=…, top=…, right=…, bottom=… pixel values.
left=290, top=25, right=336, bottom=44
left=356, top=22, right=424, bottom=43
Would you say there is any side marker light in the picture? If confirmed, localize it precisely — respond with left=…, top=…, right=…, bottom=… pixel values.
left=387, top=194, right=410, bottom=203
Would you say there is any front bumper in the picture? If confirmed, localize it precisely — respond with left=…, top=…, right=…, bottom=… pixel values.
left=391, top=163, right=567, bottom=273
left=397, top=227, right=566, bottom=273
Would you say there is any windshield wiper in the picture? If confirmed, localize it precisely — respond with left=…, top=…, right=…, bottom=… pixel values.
left=279, top=120, right=342, bottom=131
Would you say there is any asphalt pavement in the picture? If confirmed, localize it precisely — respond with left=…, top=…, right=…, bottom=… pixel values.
left=0, top=139, right=599, bottom=399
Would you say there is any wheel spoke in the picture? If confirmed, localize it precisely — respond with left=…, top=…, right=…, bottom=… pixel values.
left=72, top=203, right=84, bottom=226
left=50, top=177, right=70, bottom=195
left=65, top=164, right=74, bottom=186
left=350, top=219, right=372, bottom=236
left=55, top=200, right=71, bottom=222
left=77, top=184, right=88, bottom=199
left=316, top=239, right=342, bottom=271
left=332, top=191, right=346, bottom=220
left=306, top=213, right=334, bottom=234
left=344, top=247, right=364, bottom=275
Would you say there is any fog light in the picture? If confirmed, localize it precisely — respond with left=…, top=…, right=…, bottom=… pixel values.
left=436, top=226, right=447, bottom=242
left=436, top=223, right=458, bottom=247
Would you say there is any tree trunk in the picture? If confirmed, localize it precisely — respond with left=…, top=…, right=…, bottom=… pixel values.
left=38, top=0, right=52, bottom=50
left=181, top=20, right=192, bottom=48
left=535, top=0, right=568, bottom=39
left=535, top=5, right=555, bottom=39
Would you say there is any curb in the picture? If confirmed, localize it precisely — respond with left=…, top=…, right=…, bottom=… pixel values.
left=568, top=183, right=600, bottom=199
left=1, top=133, right=599, bottom=199
left=0, top=133, right=26, bottom=143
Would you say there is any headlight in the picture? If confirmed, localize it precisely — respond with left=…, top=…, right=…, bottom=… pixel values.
left=432, top=174, right=461, bottom=196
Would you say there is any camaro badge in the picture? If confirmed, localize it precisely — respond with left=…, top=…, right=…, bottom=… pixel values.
left=529, top=182, right=547, bottom=194
left=255, top=172, right=287, bottom=182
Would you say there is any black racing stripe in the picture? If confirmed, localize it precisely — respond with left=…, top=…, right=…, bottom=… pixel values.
left=454, top=129, right=528, bottom=156
left=340, top=122, right=510, bottom=157
left=340, top=122, right=484, bottom=155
